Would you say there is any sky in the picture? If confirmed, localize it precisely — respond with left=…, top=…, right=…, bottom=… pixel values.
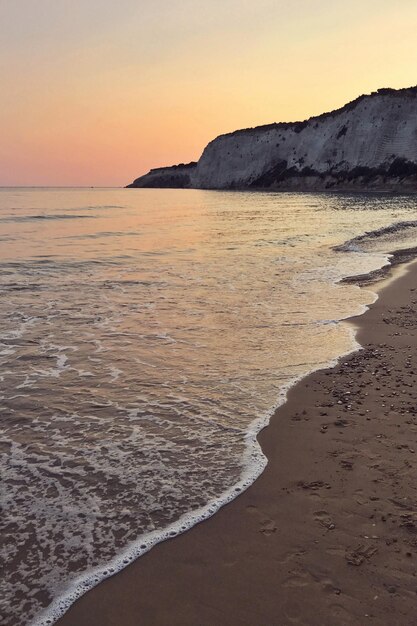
left=1, top=0, right=416, bottom=187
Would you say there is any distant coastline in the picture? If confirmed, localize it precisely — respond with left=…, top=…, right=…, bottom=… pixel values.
left=127, top=86, right=417, bottom=192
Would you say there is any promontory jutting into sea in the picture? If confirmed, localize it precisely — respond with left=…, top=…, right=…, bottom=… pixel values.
left=128, top=86, right=417, bottom=192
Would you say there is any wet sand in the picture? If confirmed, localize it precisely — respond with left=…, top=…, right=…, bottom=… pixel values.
left=57, top=261, right=417, bottom=626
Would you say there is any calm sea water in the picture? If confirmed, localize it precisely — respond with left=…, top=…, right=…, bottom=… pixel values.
left=1, top=188, right=417, bottom=625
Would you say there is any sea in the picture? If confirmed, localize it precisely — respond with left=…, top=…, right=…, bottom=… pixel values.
left=1, top=188, right=417, bottom=625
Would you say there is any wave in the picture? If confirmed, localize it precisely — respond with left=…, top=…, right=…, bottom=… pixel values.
left=33, top=333, right=364, bottom=626
left=61, top=231, right=140, bottom=240
left=335, top=220, right=417, bottom=252
left=0, top=214, right=92, bottom=223
left=31, top=276, right=385, bottom=626
left=334, top=220, right=417, bottom=285
left=71, top=205, right=125, bottom=210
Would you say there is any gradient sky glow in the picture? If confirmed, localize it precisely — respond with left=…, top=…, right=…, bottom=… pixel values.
left=1, top=0, right=416, bottom=186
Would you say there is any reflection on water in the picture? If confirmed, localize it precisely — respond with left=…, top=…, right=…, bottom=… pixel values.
left=0, top=188, right=416, bottom=625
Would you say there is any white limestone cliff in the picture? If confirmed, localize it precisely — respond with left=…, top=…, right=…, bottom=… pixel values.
left=128, top=87, right=417, bottom=191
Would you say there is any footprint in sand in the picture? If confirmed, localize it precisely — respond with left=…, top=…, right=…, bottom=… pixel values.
left=297, top=480, right=331, bottom=491
left=314, top=510, right=336, bottom=530
left=246, top=505, right=277, bottom=535
left=339, top=459, right=354, bottom=470
left=259, top=520, right=278, bottom=535
left=283, top=569, right=341, bottom=596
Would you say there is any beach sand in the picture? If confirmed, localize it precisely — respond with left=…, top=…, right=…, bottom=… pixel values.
left=57, top=261, right=417, bottom=626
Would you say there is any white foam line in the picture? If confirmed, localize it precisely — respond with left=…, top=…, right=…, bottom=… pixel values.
left=31, top=250, right=396, bottom=626
left=31, top=322, right=369, bottom=626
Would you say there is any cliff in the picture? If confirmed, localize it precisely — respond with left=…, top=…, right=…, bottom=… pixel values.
left=127, top=87, right=417, bottom=191
left=126, top=162, right=197, bottom=188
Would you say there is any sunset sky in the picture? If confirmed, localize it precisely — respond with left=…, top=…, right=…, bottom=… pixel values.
left=1, top=0, right=416, bottom=187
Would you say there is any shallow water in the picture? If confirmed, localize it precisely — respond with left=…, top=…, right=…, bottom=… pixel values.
left=0, top=188, right=416, bottom=625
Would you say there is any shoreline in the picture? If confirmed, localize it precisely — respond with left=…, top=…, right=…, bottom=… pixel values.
left=55, top=259, right=417, bottom=626
left=127, top=185, right=417, bottom=194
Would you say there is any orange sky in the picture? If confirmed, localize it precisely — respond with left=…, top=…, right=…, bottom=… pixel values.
left=1, top=0, right=416, bottom=187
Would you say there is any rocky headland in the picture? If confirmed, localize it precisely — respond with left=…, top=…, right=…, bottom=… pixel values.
left=127, top=86, right=417, bottom=192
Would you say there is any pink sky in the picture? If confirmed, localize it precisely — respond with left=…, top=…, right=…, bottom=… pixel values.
left=1, top=0, right=416, bottom=186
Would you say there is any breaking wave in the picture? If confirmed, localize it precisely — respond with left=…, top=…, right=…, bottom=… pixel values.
left=335, top=219, right=417, bottom=252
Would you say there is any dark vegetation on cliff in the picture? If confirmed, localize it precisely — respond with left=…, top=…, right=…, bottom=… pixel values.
left=126, top=162, right=197, bottom=188
left=248, top=158, right=417, bottom=191
left=217, top=85, right=417, bottom=141
left=127, top=86, right=417, bottom=191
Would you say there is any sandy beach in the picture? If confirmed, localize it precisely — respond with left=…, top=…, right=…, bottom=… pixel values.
left=56, top=260, right=417, bottom=626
